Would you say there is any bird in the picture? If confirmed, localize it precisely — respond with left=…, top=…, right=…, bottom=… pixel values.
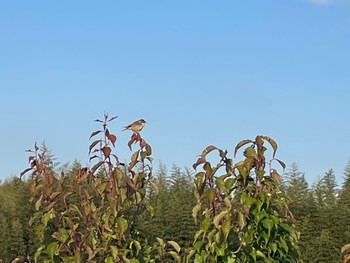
left=123, top=119, right=146, bottom=133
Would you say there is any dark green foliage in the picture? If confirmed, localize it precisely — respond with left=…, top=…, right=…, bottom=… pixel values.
left=138, top=164, right=196, bottom=258
left=0, top=177, right=37, bottom=262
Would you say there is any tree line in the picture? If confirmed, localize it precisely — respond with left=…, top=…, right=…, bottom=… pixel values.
left=1, top=158, right=350, bottom=262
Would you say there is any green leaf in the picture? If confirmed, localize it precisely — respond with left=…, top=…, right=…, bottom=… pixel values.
left=35, top=194, right=43, bottom=211
left=168, top=240, right=181, bottom=253
left=156, top=237, right=164, bottom=246
left=117, top=217, right=128, bottom=234
left=47, top=241, right=58, bottom=260
left=133, top=240, right=141, bottom=255
left=205, top=188, right=216, bottom=202
left=222, top=215, right=231, bottom=240
left=256, top=250, right=266, bottom=258
left=105, top=257, right=114, bottom=263
left=192, top=203, right=201, bottom=222
left=149, top=180, right=159, bottom=195
left=194, top=230, right=204, bottom=242
left=224, top=178, right=235, bottom=191
left=168, top=251, right=181, bottom=262
left=74, top=248, right=81, bottom=262
left=200, top=217, right=211, bottom=233
left=269, top=242, right=277, bottom=253
left=41, top=211, right=53, bottom=226
left=213, top=211, right=227, bottom=228
left=243, top=146, right=257, bottom=158
left=110, top=245, right=118, bottom=259
left=280, top=223, right=294, bottom=233
left=145, top=204, right=154, bottom=217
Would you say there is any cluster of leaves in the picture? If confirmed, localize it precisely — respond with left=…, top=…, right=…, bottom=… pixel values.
left=189, top=136, right=300, bottom=262
left=22, top=114, right=180, bottom=263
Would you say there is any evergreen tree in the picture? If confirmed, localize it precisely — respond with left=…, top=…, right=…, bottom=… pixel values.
left=283, top=163, right=309, bottom=219
left=322, top=169, right=337, bottom=207
left=167, top=165, right=195, bottom=247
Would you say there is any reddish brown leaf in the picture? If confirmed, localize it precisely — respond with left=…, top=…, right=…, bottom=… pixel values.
left=50, top=192, right=61, bottom=199
left=261, top=136, right=278, bottom=158
left=270, top=169, right=281, bottom=183
left=47, top=201, right=57, bottom=211
left=274, top=158, right=286, bottom=170
left=91, top=161, right=104, bottom=174
left=108, top=115, right=118, bottom=122
left=89, top=130, right=102, bottom=139
left=89, top=140, right=102, bottom=154
left=94, top=119, right=103, bottom=123
left=140, top=138, right=146, bottom=149
left=234, top=139, right=254, bottom=158
left=89, top=155, right=99, bottom=161
left=20, top=167, right=32, bottom=178
left=124, top=175, right=136, bottom=190
left=107, top=133, right=117, bottom=147
left=193, top=157, right=206, bottom=170
left=201, top=145, right=217, bottom=158
left=101, top=146, right=111, bottom=159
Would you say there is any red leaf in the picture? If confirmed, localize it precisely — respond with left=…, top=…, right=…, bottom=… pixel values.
left=89, top=130, right=102, bottom=139
left=140, top=138, right=146, bottom=149
left=107, top=133, right=117, bottom=147
left=94, top=119, right=103, bottom=123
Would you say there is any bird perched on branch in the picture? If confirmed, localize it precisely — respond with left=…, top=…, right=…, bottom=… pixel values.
left=123, top=119, right=146, bottom=133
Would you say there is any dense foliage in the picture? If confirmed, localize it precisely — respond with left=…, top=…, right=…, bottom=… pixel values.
left=0, top=114, right=349, bottom=262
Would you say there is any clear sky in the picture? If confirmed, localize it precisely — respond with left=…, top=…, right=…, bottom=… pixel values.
left=0, top=1, right=349, bottom=185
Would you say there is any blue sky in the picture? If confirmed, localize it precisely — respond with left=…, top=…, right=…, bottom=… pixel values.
left=0, top=1, right=349, bottom=185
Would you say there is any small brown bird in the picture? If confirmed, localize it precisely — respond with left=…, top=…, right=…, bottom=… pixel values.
left=123, top=119, right=146, bottom=133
